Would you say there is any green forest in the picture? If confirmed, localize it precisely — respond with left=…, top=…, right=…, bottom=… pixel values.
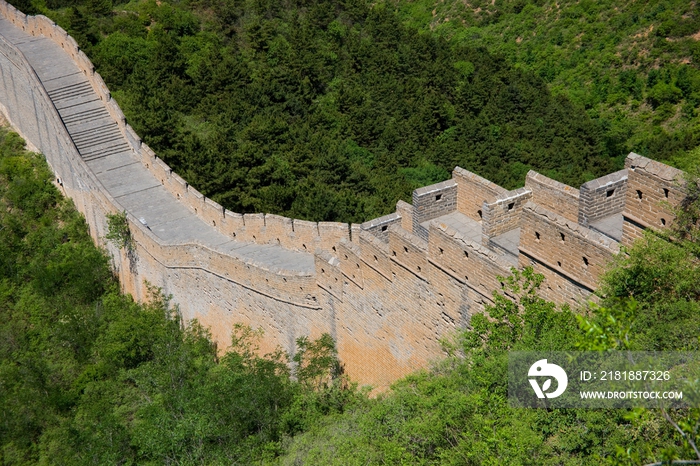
left=14, top=0, right=700, bottom=222
left=391, top=0, right=700, bottom=169
left=2, top=0, right=700, bottom=463
left=11, top=0, right=700, bottom=223
left=2, top=125, right=700, bottom=464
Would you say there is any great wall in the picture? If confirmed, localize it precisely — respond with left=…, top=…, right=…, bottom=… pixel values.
left=0, top=2, right=688, bottom=389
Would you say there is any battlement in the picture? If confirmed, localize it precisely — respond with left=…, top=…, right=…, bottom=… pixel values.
left=621, top=153, right=686, bottom=246
left=578, top=169, right=628, bottom=233
left=412, top=179, right=458, bottom=240
left=483, top=187, right=532, bottom=234
left=525, top=170, right=580, bottom=222
left=0, top=1, right=690, bottom=390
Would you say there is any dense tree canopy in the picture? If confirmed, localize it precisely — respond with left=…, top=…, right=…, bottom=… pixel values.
left=0, top=128, right=353, bottom=464
left=13, top=0, right=698, bottom=223
left=14, top=0, right=621, bottom=222
left=391, top=0, right=700, bottom=168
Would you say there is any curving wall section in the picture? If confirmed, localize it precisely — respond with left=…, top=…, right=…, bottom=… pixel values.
left=0, top=1, right=329, bottom=367
left=0, top=1, right=688, bottom=389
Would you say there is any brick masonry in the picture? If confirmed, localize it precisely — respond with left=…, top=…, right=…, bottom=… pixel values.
left=578, top=169, right=628, bottom=227
left=482, top=187, right=532, bottom=240
left=412, top=179, right=458, bottom=240
left=525, top=170, right=580, bottom=222
left=621, top=153, right=685, bottom=247
left=0, top=2, right=690, bottom=390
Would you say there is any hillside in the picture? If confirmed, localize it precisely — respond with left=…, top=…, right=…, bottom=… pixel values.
left=390, top=0, right=700, bottom=169
left=3, top=1, right=700, bottom=462
left=7, top=1, right=698, bottom=223
left=3, top=126, right=700, bottom=463
left=0, top=126, right=355, bottom=464
left=10, top=0, right=628, bottom=223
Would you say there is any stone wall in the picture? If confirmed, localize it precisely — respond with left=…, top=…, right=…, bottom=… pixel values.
left=482, top=187, right=532, bottom=240
left=412, top=179, right=457, bottom=240
left=519, top=202, right=619, bottom=304
left=361, top=212, right=402, bottom=243
left=4, top=5, right=358, bottom=260
left=0, top=2, right=690, bottom=390
left=0, top=3, right=333, bottom=377
left=453, top=167, right=507, bottom=221
left=621, top=153, right=685, bottom=247
left=525, top=170, right=580, bottom=223
left=139, top=139, right=353, bottom=254
left=428, top=222, right=512, bottom=307
left=578, top=169, right=628, bottom=227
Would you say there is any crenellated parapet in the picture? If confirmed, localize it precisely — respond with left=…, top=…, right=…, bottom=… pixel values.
left=525, top=170, right=580, bottom=222
left=621, top=153, right=685, bottom=246
left=0, top=1, right=690, bottom=390
left=579, top=169, right=628, bottom=231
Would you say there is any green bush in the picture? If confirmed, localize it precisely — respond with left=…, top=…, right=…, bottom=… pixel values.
left=647, top=82, right=684, bottom=108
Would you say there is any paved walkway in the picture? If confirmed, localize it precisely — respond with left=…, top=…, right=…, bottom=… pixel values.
left=0, top=18, right=315, bottom=274
left=490, top=228, right=520, bottom=265
left=422, top=212, right=483, bottom=244
left=423, top=211, right=519, bottom=265
left=590, top=214, right=623, bottom=242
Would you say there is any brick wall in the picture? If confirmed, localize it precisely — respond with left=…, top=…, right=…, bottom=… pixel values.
left=338, top=240, right=365, bottom=289
left=621, top=153, right=685, bottom=247
left=361, top=212, right=401, bottom=243
left=396, top=200, right=414, bottom=233
left=293, top=219, right=319, bottom=252
left=578, top=169, right=628, bottom=227
left=427, top=223, right=512, bottom=306
left=319, top=222, right=350, bottom=247
left=388, top=226, right=429, bottom=281
left=482, top=187, right=532, bottom=240
left=525, top=171, right=580, bottom=222
left=411, top=179, right=457, bottom=240
left=265, top=214, right=294, bottom=248
left=359, top=230, right=393, bottom=281
left=519, top=202, right=619, bottom=303
left=453, top=167, right=507, bottom=222
left=0, top=3, right=692, bottom=391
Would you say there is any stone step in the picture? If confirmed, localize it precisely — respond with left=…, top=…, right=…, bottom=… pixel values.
left=74, top=131, right=124, bottom=150
left=47, top=81, right=92, bottom=100
left=65, top=116, right=114, bottom=132
left=49, top=88, right=94, bottom=105
left=41, top=71, right=85, bottom=93
left=69, top=121, right=120, bottom=140
left=53, top=93, right=99, bottom=111
left=0, top=17, right=315, bottom=274
left=81, top=142, right=132, bottom=160
left=61, top=106, right=110, bottom=125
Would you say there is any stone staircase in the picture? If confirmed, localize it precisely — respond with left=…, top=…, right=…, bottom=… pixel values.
left=0, top=17, right=315, bottom=274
